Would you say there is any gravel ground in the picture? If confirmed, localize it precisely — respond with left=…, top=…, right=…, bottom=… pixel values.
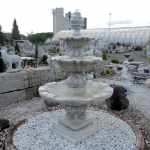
left=91, top=103, right=150, bottom=150
left=0, top=100, right=149, bottom=150
left=0, top=92, right=150, bottom=149
left=0, top=97, right=47, bottom=123
left=13, top=110, right=137, bottom=150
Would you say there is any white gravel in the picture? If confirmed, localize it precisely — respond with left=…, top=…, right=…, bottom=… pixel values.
left=13, top=110, right=137, bottom=150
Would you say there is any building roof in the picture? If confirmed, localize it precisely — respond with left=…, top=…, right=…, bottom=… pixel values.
left=53, top=26, right=150, bottom=46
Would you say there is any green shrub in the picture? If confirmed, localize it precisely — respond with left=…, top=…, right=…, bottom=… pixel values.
left=148, top=57, right=150, bottom=64
left=144, top=47, right=147, bottom=56
left=101, top=68, right=113, bottom=76
left=111, top=58, right=119, bottom=64
left=102, top=52, right=107, bottom=60
left=106, top=69, right=112, bottom=75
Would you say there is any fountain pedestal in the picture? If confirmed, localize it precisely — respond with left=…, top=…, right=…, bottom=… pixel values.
left=56, top=104, right=98, bottom=142
left=61, top=104, right=89, bottom=130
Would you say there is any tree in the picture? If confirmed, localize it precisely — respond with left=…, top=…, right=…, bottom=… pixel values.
left=0, top=25, right=4, bottom=46
left=28, top=32, right=53, bottom=45
left=102, top=51, right=107, bottom=60
left=15, top=43, right=20, bottom=55
left=35, top=44, right=39, bottom=59
left=35, top=44, right=39, bottom=67
left=11, top=19, right=20, bottom=44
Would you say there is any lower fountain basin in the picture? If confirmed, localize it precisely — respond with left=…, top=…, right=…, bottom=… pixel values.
left=39, top=80, right=113, bottom=142
left=13, top=110, right=141, bottom=150
left=52, top=56, right=102, bottom=73
left=39, top=80, right=113, bottom=106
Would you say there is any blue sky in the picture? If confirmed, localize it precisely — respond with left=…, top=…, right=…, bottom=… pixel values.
left=0, top=0, right=150, bottom=35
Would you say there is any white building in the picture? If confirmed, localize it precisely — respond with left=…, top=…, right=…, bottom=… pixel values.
left=53, top=26, right=150, bottom=51
left=53, top=8, right=66, bottom=35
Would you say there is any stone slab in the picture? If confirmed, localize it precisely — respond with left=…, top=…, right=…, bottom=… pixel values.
left=0, top=71, right=27, bottom=93
left=0, top=66, right=66, bottom=107
left=0, top=90, right=26, bottom=107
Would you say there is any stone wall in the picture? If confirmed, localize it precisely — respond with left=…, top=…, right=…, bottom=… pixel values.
left=0, top=66, right=65, bottom=107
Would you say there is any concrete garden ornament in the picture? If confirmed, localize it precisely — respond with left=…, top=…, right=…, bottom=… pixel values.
left=0, top=47, right=22, bottom=72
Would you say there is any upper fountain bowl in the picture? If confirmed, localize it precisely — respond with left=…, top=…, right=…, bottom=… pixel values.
left=52, top=55, right=102, bottom=73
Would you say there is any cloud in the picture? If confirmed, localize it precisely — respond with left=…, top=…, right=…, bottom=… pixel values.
left=0, top=0, right=150, bottom=34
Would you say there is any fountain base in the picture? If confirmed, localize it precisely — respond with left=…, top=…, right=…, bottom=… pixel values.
left=13, top=110, right=141, bottom=150
left=59, top=117, right=93, bottom=131
left=56, top=118, right=98, bottom=143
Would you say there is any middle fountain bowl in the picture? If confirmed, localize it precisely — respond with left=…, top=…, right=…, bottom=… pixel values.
left=52, top=55, right=101, bottom=73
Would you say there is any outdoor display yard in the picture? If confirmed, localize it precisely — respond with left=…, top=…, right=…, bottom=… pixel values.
left=0, top=59, right=150, bottom=150
left=1, top=11, right=150, bottom=150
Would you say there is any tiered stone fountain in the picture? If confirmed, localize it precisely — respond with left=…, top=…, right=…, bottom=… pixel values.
left=13, top=11, right=141, bottom=150
left=39, top=11, right=113, bottom=142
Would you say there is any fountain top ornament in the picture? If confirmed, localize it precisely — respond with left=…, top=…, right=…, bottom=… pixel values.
left=60, top=10, right=87, bottom=39
left=70, top=10, right=82, bottom=36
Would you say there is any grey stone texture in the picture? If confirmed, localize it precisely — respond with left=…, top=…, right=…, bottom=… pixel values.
left=0, top=67, right=65, bottom=107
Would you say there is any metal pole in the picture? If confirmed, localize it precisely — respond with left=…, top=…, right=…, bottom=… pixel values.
left=108, top=12, right=112, bottom=29
left=108, top=13, right=112, bottom=51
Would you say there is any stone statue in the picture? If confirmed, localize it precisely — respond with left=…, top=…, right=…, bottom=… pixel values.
left=0, top=47, right=22, bottom=72
left=106, top=85, right=129, bottom=110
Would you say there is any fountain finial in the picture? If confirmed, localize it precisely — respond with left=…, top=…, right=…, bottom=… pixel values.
left=71, top=10, right=82, bottom=36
